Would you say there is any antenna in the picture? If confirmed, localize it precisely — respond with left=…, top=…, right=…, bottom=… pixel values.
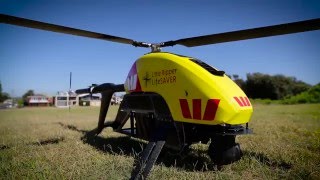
left=69, top=72, right=72, bottom=92
left=69, top=72, right=72, bottom=112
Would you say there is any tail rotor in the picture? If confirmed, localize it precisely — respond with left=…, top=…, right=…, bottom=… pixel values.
left=76, top=83, right=125, bottom=134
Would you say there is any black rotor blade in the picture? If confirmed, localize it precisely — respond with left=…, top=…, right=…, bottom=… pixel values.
left=75, top=88, right=91, bottom=94
left=0, top=14, right=134, bottom=45
left=165, top=18, right=320, bottom=47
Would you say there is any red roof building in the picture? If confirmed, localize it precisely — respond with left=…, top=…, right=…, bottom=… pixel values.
left=25, top=95, right=50, bottom=106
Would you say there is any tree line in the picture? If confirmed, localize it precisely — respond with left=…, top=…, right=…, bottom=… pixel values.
left=1, top=73, right=319, bottom=104
left=0, top=82, right=10, bottom=102
left=231, top=73, right=313, bottom=100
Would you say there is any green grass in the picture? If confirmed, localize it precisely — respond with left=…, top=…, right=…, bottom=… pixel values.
left=0, top=104, right=319, bottom=179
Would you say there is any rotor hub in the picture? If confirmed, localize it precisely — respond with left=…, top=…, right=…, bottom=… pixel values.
left=132, top=41, right=163, bottom=52
left=151, top=44, right=161, bottom=52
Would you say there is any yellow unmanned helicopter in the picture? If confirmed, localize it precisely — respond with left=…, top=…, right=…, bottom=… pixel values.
left=1, top=14, right=319, bottom=179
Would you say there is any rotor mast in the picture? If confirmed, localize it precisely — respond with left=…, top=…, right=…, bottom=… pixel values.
left=132, top=41, right=163, bottom=52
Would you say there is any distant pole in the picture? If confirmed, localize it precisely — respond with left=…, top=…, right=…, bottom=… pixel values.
left=69, top=72, right=72, bottom=112
left=69, top=72, right=72, bottom=91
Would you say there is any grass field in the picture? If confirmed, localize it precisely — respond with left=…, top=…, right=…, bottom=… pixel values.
left=0, top=104, right=319, bottom=179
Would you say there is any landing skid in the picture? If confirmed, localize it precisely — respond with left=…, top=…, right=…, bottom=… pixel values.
left=130, top=126, right=168, bottom=180
left=98, top=93, right=252, bottom=179
left=104, top=110, right=169, bottom=179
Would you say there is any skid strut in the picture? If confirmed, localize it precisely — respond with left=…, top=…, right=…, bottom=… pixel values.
left=130, top=125, right=168, bottom=180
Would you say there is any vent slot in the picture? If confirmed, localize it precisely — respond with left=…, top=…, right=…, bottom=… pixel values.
left=190, top=59, right=225, bottom=76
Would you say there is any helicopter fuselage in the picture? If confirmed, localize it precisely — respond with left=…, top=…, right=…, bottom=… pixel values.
left=124, top=52, right=253, bottom=126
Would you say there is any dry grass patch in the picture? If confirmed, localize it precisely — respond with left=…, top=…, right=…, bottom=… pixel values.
left=0, top=104, right=319, bottom=179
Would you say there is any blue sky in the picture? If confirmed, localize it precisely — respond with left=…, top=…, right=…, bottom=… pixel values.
left=1, top=0, right=320, bottom=97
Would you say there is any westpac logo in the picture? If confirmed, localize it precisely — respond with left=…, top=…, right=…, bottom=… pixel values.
left=126, top=74, right=138, bottom=91
left=233, top=96, right=251, bottom=107
left=179, top=99, right=220, bottom=121
left=125, top=63, right=141, bottom=92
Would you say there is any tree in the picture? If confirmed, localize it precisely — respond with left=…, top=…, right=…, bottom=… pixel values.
left=0, top=82, right=11, bottom=102
left=231, top=74, right=246, bottom=91
left=245, top=73, right=311, bottom=100
left=234, top=78, right=246, bottom=91
left=22, top=90, right=34, bottom=100
left=246, top=73, right=278, bottom=99
left=232, top=74, right=239, bottom=80
left=282, top=83, right=320, bottom=104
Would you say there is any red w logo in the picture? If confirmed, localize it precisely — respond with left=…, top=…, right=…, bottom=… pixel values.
left=179, top=99, right=220, bottom=121
left=234, top=96, right=251, bottom=107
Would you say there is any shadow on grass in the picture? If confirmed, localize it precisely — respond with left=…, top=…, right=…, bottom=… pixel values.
left=159, top=148, right=216, bottom=171
left=57, top=122, right=217, bottom=172
left=30, top=136, right=65, bottom=146
left=243, top=151, right=292, bottom=170
left=0, top=145, right=10, bottom=151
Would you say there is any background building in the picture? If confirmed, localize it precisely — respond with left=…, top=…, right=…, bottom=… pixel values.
left=25, top=95, right=50, bottom=106
left=53, top=91, right=77, bottom=108
left=78, top=94, right=101, bottom=106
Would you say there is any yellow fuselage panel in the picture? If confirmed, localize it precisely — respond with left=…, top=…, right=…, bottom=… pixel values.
left=124, top=52, right=253, bottom=125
